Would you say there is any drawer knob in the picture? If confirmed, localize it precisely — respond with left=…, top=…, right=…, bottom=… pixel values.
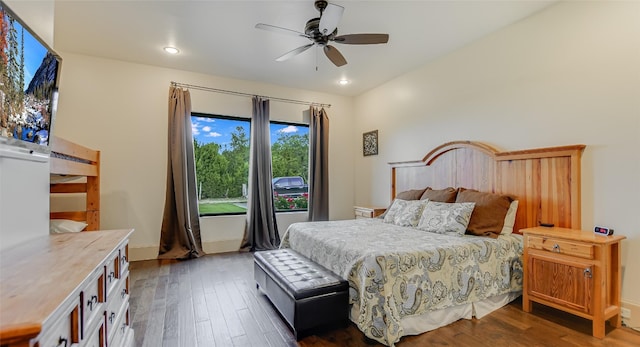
left=57, top=336, right=68, bottom=347
left=108, top=271, right=115, bottom=282
left=552, top=244, right=560, bottom=252
left=109, top=311, right=116, bottom=324
left=121, top=288, right=127, bottom=298
left=584, top=268, right=593, bottom=278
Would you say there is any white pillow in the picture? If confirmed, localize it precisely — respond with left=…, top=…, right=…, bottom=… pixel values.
left=50, top=219, right=88, bottom=234
left=417, top=201, right=476, bottom=237
left=500, top=200, right=519, bottom=235
left=383, top=199, right=429, bottom=227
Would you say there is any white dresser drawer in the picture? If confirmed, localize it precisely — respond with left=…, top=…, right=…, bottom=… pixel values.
left=118, top=243, right=129, bottom=277
left=104, top=252, right=119, bottom=298
left=105, top=271, right=129, bottom=342
left=37, top=307, right=79, bottom=347
left=81, top=267, right=105, bottom=340
left=83, top=313, right=105, bottom=347
left=107, top=304, right=130, bottom=347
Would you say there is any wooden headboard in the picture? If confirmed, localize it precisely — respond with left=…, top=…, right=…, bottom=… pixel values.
left=389, top=141, right=585, bottom=233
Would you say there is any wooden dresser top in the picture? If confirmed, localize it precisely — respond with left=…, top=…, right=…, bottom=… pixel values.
left=0, top=229, right=133, bottom=341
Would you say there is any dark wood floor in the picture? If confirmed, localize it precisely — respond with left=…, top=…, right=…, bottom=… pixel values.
left=129, top=252, right=640, bottom=347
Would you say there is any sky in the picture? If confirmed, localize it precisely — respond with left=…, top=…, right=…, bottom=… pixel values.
left=191, top=115, right=308, bottom=148
left=6, top=13, right=48, bottom=90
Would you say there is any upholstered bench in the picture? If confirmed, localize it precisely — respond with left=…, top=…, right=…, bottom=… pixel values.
left=254, top=248, right=349, bottom=339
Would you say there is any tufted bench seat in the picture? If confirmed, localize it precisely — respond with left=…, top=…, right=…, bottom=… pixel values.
left=254, top=248, right=349, bottom=339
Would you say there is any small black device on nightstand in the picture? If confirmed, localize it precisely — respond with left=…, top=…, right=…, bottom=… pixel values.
left=594, top=226, right=614, bottom=235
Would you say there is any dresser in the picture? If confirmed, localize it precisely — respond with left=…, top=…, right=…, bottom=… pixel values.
left=522, top=227, right=625, bottom=338
left=0, top=229, right=134, bottom=347
left=353, top=206, right=386, bottom=219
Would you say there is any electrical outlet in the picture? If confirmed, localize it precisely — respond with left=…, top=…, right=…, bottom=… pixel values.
left=621, top=307, right=631, bottom=319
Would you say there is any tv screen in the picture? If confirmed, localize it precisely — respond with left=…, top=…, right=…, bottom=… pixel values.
left=0, top=1, right=61, bottom=155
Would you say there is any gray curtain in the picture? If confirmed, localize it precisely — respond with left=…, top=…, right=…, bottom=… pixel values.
left=158, top=86, right=204, bottom=259
left=308, top=106, right=330, bottom=221
left=241, top=97, right=280, bottom=251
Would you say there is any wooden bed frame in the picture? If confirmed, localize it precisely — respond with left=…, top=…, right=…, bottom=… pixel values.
left=389, top=141, right=586, bottom=233
left=49, top=136, right=100, bottom=231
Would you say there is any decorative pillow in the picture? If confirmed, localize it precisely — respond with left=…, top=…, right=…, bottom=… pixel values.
left=396, top=188, right=427, bottom=201
left=500, top=200, right=519, bottom=235
left=50, top=219, right=88, bottom=234
left=455, top=188, right=514, bottom=238
left=379, top=188, right=427, bottom=219
left=383, top=199, right=429, bottom=227
left=420, top=187, right=458, bottom=203
left=417, top=201, right=475, bottom=237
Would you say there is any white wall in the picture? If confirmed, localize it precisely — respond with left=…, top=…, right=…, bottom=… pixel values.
left=353, top=2, right=640, bottom=308
left=52, top=53, right=355, bottom=260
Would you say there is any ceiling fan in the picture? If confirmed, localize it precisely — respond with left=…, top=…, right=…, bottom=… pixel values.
left=255, top=0, right=389, bottom=67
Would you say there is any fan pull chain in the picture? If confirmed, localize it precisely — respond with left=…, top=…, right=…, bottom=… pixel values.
left=315, top=47, right=319, bottom=71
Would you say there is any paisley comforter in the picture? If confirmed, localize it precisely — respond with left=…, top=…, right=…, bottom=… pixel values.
left=280, top=218, right=523, bottom=346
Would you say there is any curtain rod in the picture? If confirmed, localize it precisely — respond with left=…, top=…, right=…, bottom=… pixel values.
left=171, top=81, right=331, bottom=108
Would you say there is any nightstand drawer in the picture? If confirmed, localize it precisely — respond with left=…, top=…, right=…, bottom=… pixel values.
left=355, top=209, right=373, bottom=218
left=527, top=235, right=594, bottom=259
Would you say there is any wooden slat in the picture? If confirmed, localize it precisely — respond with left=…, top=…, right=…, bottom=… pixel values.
left=50, top=211, right=87, bottom=223
left=50, top=157, right=97, bottom=176
left=50, top=183, right=87, bottom=194
left=51, top=136, right=99, bottom=163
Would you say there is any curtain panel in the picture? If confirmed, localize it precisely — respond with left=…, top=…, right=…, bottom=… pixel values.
left=158, top=86, right=204, bottom=259
left=308, top=106, right=329, bottom=221
left=241, top=97, right=280, bottom=251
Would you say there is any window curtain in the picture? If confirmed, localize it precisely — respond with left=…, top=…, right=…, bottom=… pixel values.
left=241, top=97, right=280, bottom=251
left=308, top=106, right=329, bottom=221
left=158, top=86, right=204, bottom=259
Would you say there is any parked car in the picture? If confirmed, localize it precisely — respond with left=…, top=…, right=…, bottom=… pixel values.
left=272, top=176, right=308, bottom=197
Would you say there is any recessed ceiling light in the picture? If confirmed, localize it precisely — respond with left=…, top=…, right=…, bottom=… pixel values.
left=338, top=79, right=350, bottom=85
left=163, top=46, right=180, bottom=55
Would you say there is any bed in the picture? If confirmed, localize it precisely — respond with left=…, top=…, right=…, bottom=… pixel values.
left=49, top=136, right=100, bottom=231
left=281, top=141, right=585, bottom=346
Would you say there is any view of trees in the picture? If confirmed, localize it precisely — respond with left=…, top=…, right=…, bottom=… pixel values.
left=193, top=123, right=309, bottom=201
left=0, top=11, right=25, bottom=129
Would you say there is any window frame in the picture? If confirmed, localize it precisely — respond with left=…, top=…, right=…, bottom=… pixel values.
left=192, top=114, right=309, bottom=217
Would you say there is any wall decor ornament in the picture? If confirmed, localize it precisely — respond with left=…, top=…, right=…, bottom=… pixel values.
left=363, top=130, right=378, bottom=156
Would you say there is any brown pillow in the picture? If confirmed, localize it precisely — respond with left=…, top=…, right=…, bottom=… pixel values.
left=420, top=187, right=457, bottom=203
left=395, top=188, right=427, bottom=201
left=455, top=188, right=513, bottom=238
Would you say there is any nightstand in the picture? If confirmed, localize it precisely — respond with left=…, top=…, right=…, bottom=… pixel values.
left=522, top=227, right=626, bottom=338
left=353, top=206, right=386, bottom=219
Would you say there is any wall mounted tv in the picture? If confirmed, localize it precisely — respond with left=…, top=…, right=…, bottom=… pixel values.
left=0, top=0, right=61, bottom=155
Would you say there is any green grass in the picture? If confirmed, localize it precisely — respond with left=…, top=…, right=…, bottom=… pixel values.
left=198, top=203, right=246, bottom=214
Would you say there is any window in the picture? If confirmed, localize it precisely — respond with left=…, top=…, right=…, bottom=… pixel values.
left=192, top=113, right=309, bottom=215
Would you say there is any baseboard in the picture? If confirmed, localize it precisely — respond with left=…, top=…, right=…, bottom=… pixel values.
left=129, top=246, right=158, bottom=261
left=622, top=300, right=640, bottom=329
left=129, top=240, right=242, bottom=261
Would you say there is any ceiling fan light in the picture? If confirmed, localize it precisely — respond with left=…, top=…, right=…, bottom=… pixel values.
left=163, top=46, right=180, bottom=55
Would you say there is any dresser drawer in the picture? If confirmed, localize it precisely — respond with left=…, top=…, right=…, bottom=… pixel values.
left=108, top=304, right=131, bottom=347
left=37, top=308, right=79, bottom=347
left=105, top=252, right=120, bottom=297
left=81, top=267, right=105, bottom=339
left=105, top=271, right=129, bottom=341
left=118, top=243, right=129, bottom=277
left=527, top=235, right=594, bottom=259
left=83, top=314, right=105, bottom=347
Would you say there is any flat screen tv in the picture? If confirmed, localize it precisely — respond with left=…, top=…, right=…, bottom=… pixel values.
left=0, top=0, right=61, bottom=155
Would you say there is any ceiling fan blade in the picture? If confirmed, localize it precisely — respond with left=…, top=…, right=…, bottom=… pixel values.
left=276, top=43, right=314, bottom=62
left=319, top=3, right=344, bottom=36
left=255, top=23, right=309, bottom=39
left=333, top=34, right=389, bottom=45
left=323, top=45, right=347, bottom=67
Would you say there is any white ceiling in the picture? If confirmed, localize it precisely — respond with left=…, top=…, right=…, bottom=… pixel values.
left=52, top=1, right=555, bottom=97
